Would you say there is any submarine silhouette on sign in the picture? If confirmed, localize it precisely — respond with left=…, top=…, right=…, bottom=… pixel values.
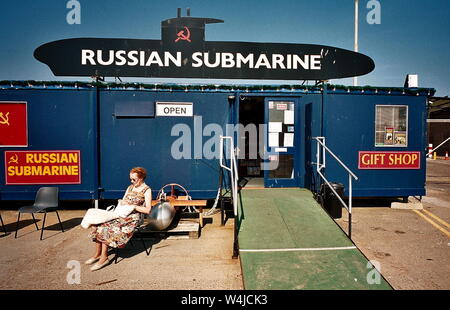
left=34, top=8, right=375, bottom=80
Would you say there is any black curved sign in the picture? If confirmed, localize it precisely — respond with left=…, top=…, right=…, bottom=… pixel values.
left=34, top=11, right=375, bottom=80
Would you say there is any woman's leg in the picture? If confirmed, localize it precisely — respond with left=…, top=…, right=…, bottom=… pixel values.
left=92, top=240, right=102, bottom=259
left=98, top=242, right=109, bottom=264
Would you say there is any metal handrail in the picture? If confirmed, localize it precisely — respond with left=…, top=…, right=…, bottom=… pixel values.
left=313, top=137, right=358, bottom=238
left=219, top=136, right=239, bottom=216
left=315, top=137, right=358, bottom=180
left=220, top=136, right=240, bottom=258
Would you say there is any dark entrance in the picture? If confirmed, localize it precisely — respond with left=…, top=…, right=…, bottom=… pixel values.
left=238, top=97, right=265, bottom=185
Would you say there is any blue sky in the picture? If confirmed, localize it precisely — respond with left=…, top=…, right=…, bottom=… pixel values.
left=0, top=0, right=449, bottom=96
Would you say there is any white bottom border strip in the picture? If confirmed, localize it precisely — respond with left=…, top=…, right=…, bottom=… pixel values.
left=239, top=246, right=357, bottom=253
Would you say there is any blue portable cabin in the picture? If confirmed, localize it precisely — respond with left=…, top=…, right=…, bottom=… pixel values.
left=233, top=84, right=434, bottom=198
left=0, top=81, right=233, bottom=201
left=0, top=81, right=434, bottom=202
left=320, top=85, right=433, bottom=198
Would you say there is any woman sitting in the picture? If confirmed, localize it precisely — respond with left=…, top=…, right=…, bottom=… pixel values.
left=85, top=167, right=152, bottom=271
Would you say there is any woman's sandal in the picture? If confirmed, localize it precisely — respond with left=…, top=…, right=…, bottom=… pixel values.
left=90, top=259, right=110, bottom=271
left=84, top=257, right=100, bottom=265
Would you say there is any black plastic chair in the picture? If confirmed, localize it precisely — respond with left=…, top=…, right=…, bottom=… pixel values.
left=1, top=213, right=7, bottom=235
left=15, top=187, right=64, bottom=240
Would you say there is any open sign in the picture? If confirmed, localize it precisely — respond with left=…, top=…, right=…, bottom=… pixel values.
left=156, top=102, right=193, bottom=117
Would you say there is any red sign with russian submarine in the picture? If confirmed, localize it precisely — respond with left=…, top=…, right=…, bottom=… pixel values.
left=5, top=150, right=81, bottom=185
left=0, top=102, right=28, bottom=147
left=358, top=151, right=421, bottom=169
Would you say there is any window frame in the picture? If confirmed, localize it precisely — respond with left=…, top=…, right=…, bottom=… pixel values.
left=374, top=105, right=409, bottom=148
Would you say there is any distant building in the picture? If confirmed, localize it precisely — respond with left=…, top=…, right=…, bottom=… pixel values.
left=428, top=97, right=450, bottom=156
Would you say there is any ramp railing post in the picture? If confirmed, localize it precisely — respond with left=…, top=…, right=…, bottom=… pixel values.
left=220, top=136, right=239, bottom=258
left=314, top=137, right=358, bottom=239
left=348, top=174, right=352, bottom=239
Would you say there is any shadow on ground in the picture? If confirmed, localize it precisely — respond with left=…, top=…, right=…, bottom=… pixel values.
left=2, top=217, right=82, bottom=232
left=352, top=197, right=399, bottom=208
left=112, top=236, right=164, bottom=264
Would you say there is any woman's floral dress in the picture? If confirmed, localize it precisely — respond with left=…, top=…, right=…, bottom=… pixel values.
left=89, top=184, right=150, bottom=248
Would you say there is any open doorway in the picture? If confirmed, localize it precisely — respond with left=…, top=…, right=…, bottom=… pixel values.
left=238, top=96, right=264, bottom=187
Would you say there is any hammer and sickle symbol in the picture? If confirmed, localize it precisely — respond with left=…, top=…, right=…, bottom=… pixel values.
left=8, top=154, right=19, bottom=165
left=0, top=112, right=10, bottom=126
left=175, top=26, right=191, bottom=43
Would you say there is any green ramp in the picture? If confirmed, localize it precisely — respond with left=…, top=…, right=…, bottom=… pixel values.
left=237, top=188, right=392, bottom=290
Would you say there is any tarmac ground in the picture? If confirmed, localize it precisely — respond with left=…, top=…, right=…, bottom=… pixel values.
left=335, top=159, right=450, bottom=290
left=0, top=160, right=449, bottom=290
left=0, top=208, right=243, bottom=290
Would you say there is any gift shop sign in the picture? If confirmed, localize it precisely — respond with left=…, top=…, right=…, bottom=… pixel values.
left=5, top=151, right=81, bottom=185
left=34, top=10, right=375, bottom=80
left=358, top=151, right=421, bottom=170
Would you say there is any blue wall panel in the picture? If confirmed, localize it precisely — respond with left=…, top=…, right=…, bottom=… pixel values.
left=322, top=93, right=427, bottom=197
left=303, top=93, right=323, bottom=192
left=0, top=89, right=97, bottom=200
left=99, top=90, right=232, bottom=199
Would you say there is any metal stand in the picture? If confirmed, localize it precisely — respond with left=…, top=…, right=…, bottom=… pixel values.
left=15, top=209, right=64, bottom=240
left=114, top=227, right=150, bottom=264
left=39, top=210, right=64, bottom=241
